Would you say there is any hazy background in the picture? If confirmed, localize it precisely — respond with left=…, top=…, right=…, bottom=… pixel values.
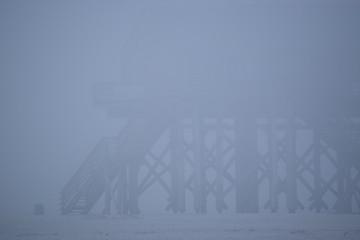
left=1, top=0, right=359, bottom=216
left=0, top=0, right=130, bottom=216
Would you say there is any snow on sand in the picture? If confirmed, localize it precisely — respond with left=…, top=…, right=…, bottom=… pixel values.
left=1, top=213, right=360, bottom=240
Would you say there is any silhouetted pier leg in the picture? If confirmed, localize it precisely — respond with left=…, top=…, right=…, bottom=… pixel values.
left=312, top=126, right=323, bottom=213
left=337, top=143, right=352, bottom=214
left=103, top=181, right=111, bottom=214
left=215, top=117, right=225, bottom=213
left=193, top=112, right=206, bottom=213
left=128, top=162, right=140, bottom=214
left=344, top=156, right=352, bottom=213
left=117, top=164, right=128, bottom=214
left=337, top=150, right=346, bottom=213
left=269, top=116, right=279, bottom=213
left=286, top=103, right=297, bottom=213
left=235, top=115, right=259, bottom=213
left=103, top=165, right=115, bottom=215
left=170, top=110, right=185, bottom=213
left=344, top=152, right=354, bottom=213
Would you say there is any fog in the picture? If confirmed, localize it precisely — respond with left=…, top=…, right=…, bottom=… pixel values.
left=1, top=0, right=360, bottom=219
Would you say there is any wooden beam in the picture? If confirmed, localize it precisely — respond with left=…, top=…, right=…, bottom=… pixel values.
left=235, top=115, right=259, bottom=213
left=269, top=116, right=279, bottom=213
left=286, top=103, right=297, bottom=213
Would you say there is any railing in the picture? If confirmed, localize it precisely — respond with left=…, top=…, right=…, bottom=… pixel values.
left=93, top=83, right=143, bottom=108
left=61, top=119, right=143, bottom=213
left=61, top=105, right=170, bottom=214
left=61, top=138, right=109, bottom=213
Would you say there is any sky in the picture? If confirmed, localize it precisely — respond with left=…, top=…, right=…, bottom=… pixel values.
left=0, top=0, right=360, bottom=216
left=0, top=0, right=131, bottom=215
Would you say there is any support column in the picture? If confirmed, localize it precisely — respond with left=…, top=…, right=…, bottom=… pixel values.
left=170, top=108, right=186, bottom=213
left=235, top=115, right=259, bottom=213
left=313, top=122, right=322, bottom=213
left=193, top=110, right=206, bottom=213
left=269, top=116, right=279, bottom=213
left=344, top=151, right=353, bottom=213
left=215, top=117, right=225, bottom=213
left=103, top=164, right=116, bottom=215
left=103, top=173, right=112, bottom=214
left=117, top=164, right=128, bottom=214
left=128, top=162, right=140, bottom=214
left=336, top=143, right=352, bottom=214
left=286, top=102, right=297, bottom=213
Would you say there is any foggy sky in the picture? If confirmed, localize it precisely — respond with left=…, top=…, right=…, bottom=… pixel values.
left=1, top=0, right=360, bottom=216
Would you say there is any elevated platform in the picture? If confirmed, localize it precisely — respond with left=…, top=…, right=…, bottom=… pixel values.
left=93, top=81, right=360, bottom=119
left=62, top=0, right=360, bottom=215
left=63, top=87, right=360, bottom=214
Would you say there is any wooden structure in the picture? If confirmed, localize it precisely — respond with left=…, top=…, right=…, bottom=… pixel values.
left=61, top=1, right=360, bottom=215
left=60, top=81, right=360, bottom=215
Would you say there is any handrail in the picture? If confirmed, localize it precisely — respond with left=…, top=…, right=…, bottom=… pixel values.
left=61, top=138, right=107, bottom=195
left=61, top=138, right=111, bottom=208
left=61, top=104, right=170, bottom=214
left=61, top=119, right=144, bottom=202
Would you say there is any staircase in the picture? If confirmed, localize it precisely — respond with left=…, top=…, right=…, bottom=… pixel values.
left=61, top=113, right=170, bottom=215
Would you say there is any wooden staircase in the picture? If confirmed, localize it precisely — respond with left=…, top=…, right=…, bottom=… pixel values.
left=61, top=114, right=170, bottom=215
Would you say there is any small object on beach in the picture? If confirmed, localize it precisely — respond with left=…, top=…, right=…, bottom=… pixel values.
left=34, top=203, right=44, bottom=215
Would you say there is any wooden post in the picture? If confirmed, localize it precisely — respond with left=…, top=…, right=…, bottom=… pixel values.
left=128, top=162, right=140, bottom=214
left=103, top=165, right=114, bottom=215
left=215, top=117, right=225, bottom=213
left=286, top=102, right=297, bottom=213
left=235, top=117, right=241, bottom=213
left=170, top=107, right=186, bottom=213
left=103, top=183, right=111, bottom=214
left=269, top=116, right=279, bottom=213
left=176, top=126, right=186, bottom=213
left=193, top=109, right=206, bottom=213
left=337, top=150, right=346, bottom=213
left=170, top=119, right=178, bottom=212
left=344, top=154, right=352, bottom=213
left=235, top=115, right=258, bottom=213
left=344, top=150, right=353, bottom=213
left=117, top=164, right=128, bottom=214
left=336, top=142, right=352, bottom=214
left=313, top=122, right=322, bottom=213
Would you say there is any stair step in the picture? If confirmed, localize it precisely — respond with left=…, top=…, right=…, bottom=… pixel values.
left=61, top=111, right=169, bottom=215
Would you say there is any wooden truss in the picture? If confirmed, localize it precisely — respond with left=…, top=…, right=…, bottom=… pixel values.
left=100, top=109, right=360, bottom=214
